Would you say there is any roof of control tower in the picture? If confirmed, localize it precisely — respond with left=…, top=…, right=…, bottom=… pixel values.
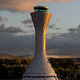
left=34, top=6, right=48, bottom=12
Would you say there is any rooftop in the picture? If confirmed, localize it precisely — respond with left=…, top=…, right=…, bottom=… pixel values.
left=34, top=6, right=48, bottom=12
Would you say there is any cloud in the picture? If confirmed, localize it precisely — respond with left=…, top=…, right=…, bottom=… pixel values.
left=66, top=25, right=80, bottom=42
left=0, top=33, right=35, bottom=56
left=28, top=25, right=33, bottom=28
left=0, top=16, right=2, bottom=21
left=0, top=0, right=79, bottom=12
left=46, top=25, right=80, bottom=55
left=0, top=23, right=80, bottom=56
left=55, top=28, right=62, bottom=30
left=0, top=24, right=23, bottom=33
left=22, top=19, right=32, bottom=24
left=49, top=24, right=56, bottom=28
left=68, top=25, right=80, bottom=32
left=0, top=16, right=8, bottom=23
left=68, top=28, right=77, bottom=32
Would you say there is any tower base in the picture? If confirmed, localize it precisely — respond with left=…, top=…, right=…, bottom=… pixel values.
left=23, top=54, right=59, bottom=80
left=24, top=77, right=58, bottom=80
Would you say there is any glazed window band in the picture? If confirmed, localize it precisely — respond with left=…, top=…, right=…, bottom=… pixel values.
left=24, top=76, right=56, bottom=78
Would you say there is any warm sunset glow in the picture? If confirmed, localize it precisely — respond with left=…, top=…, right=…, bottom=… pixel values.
left=0, top=0, right=79, bottom=12
left=0, top=0, right=80, bottom=79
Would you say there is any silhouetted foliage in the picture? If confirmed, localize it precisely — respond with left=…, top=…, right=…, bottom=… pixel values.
left=49, top=58, right=80, bottom=80
left=0, top=58, right=80, bottom=80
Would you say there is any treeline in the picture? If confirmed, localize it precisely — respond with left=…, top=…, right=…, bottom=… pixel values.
left=0, top=58, right=80, bottom=80
left=0, top=58, right=32, bottom=80
left=49, top=58, right=80, bottom=80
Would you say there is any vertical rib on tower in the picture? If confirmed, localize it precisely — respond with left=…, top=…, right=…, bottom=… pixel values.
left=23, top=6, right=58, bottom=80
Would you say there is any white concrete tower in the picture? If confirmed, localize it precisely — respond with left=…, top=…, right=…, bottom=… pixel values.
left=23, top=6, right=58, bottom=80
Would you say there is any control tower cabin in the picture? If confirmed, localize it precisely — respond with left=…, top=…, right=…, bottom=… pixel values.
left=23, top=6, right=59, bottom=80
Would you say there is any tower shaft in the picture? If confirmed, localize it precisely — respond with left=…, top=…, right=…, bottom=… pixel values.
left=31, top=12, right=51, bottom=56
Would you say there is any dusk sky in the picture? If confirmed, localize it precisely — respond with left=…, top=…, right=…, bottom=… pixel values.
left=0, top=0, right=80, bottom=56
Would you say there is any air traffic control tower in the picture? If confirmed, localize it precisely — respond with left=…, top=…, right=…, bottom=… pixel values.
left=23, top=6, right=59, bottom=80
